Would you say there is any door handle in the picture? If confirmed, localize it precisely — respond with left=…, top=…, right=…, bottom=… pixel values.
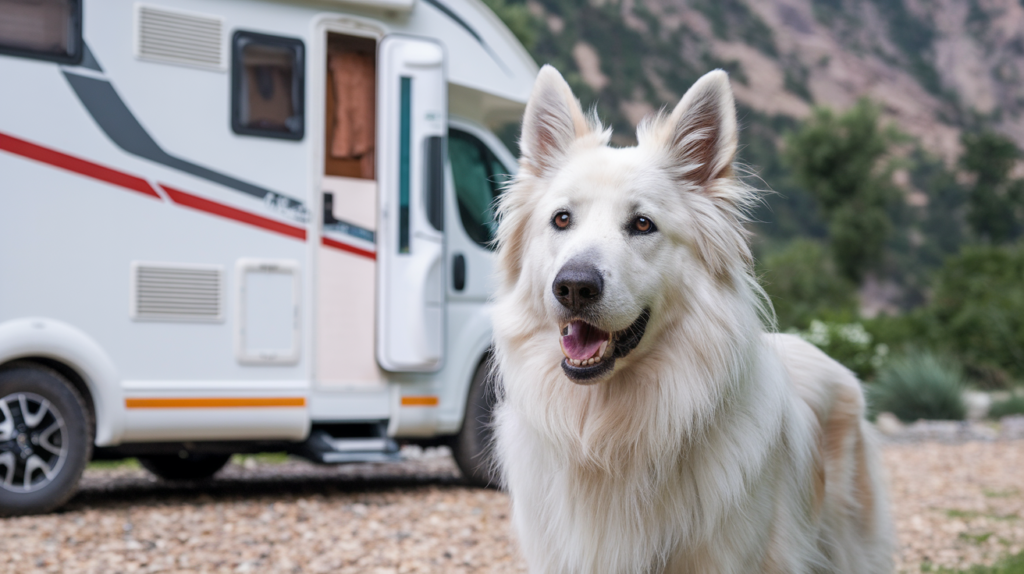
left=453, top=253, right=466, bottom=291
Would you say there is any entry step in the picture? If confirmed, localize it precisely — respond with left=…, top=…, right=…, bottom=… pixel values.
left=295, top=428, right=400, bottom=464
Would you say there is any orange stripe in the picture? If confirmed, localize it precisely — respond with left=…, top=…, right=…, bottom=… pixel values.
left=400, top=396, right=438, bottom=407
left=125, top=397, right=306, bottom=409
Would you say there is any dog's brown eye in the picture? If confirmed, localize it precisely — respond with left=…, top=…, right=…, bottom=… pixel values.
left=631, top=216, right=655, bottom=234
left=553, top=211, right=571, bottom=229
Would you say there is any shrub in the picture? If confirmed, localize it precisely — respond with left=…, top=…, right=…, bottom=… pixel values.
left=863, top=312, right=930, bottom=353
left=759, top=239, right=858, bottom=330
left=930, top=243, right=1024, bottom=380
left=964, top=363, right=1015, bottom=391
left=867, top=351, right=966, bottom=422
left=989, top=395, right=1024, bottom=419
left=791, top=320, right=889, bottom=380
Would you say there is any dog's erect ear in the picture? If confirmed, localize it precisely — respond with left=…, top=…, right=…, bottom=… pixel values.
left=664, top=70, right=738, bottom=186
left=520, top=65, right=592, bottom=177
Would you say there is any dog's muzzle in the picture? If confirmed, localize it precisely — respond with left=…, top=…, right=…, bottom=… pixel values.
left=559, top=309, right=650, bottom=384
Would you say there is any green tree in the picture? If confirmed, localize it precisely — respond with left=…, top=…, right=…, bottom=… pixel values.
left=758, top=239, right=858, bottom=330
left=783, top=99, right=902, bottom=282
left=960, top=131, right=1024, bottom=243
left=912, top=149, right=968, bottom=264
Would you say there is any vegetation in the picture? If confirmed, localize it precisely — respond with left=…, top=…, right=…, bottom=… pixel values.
left=88, top=457, right=141, bottom=470
left=929, top=243, right=1024, bottom=380
left=480, top=0, right=539, bottom=52
left=989, top=395, right=1024, bottom=419
left=867, top=352, right=967, bottom=422
left=760, top=105, right=1024, bottom=388
left=960, top=131, right=1024, bottom=244
left=791, top=320, right=888, bottom=380
left=758, top=239, right=857, bottom=330
left=925, top=549, right=1024, bottom=573
left=782, top=99, right=904, bottom=282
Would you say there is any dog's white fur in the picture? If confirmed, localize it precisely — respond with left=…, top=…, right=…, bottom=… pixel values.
left=491, top=66, right=893, bottom=573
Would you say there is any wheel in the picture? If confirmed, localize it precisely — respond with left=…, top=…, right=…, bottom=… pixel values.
left=139, top=452, right=231, bottom=481
left=451, top=356, right=500, bottom=487
left=0, top=362, right=94, bottom=516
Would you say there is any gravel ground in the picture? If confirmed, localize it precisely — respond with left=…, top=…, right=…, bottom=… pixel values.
left=1, top=441, right=1023, bottom=573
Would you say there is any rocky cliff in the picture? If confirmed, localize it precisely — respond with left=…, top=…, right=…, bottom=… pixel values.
left=517, top=0, right=1024, bottom=162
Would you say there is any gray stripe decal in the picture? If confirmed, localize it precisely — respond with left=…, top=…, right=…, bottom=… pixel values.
left=62, top=68, right=307, bottom=221
left=422, top=0, right=511, bottom=76
left=79, top=44, right=102, bottom=72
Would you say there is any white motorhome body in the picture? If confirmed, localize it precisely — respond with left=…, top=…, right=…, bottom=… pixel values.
left=0, top=0, right=534, bottom=512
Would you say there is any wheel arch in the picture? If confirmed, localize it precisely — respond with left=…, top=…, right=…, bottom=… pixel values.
left=3, top=356, right=96, bottom=434
left=0, top=318, right=123, bottom=446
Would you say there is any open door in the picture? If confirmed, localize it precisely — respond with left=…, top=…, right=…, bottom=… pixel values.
left=376, top=36, right=447, bottom=372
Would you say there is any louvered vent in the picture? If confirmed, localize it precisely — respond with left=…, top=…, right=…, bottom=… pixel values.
left=132, top=263, right=223, bottom=322
left=135, top=4, right=224, bottom=70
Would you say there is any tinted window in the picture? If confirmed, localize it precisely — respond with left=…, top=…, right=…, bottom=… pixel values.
left=0, top=0, right=81, bottom=64
left=449, top=129, right=511, bottom=248
left=231, top=31, right=304, bottom=140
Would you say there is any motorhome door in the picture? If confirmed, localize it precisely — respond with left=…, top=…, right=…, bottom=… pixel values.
left=376, top=37, right=447, bottom=372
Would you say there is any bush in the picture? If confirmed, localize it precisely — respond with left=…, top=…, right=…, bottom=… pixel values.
left=930, top=242, right=1024, bottom=380
left=863, top=312, right=930, bottom=354
left=759, top=239, right=858, bottom=330
left=964, top=363, right=1015, bottom=391
left=791, top=320, right=888, bottom=380
left=989, top=395, right=1024, bottom=419
left=868, top=351, right=966, bottom=422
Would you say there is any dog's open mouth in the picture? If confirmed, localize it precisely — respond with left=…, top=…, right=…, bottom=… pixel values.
left=559, top=309, right=650, bottom=383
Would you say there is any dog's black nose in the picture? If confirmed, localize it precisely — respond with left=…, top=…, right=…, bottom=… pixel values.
left=552, top=261, right=603, bottom=312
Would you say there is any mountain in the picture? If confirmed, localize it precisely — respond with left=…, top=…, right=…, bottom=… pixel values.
left=507, top=0, right=1024, bottom=161
left=484, top=0, right=1024, bottom=311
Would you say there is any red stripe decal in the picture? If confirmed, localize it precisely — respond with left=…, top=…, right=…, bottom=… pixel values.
left=0, top=130, right=310, bottom=243
left=160, top=184, right=306, bottom=241
left=322, top=236, right=376, bottom=260
left=0, top=131, right=159, bottom=198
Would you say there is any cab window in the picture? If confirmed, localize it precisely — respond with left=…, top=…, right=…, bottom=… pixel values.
left=449, top=129, right=512, bottom=248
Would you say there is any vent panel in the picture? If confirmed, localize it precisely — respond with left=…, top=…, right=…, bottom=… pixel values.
left=133, top=264, right=223, bottom=322
left=136, top=5, right=224, bottom=70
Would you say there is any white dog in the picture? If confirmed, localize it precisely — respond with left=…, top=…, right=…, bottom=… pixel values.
left=490, top=66, right=893, bottom=574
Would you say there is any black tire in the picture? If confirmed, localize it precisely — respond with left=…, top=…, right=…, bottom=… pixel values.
left=451, top=356, right=500, bottom=487
left=139, top=452, right=231, bottom=481
left=0, top=362, right=94, bottom=516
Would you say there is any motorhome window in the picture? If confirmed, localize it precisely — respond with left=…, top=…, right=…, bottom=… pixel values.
left=324, top=33, right=376, bottom=179
left=0, top=0, right=82, bottom=64
left=231, top=31, right=304, bottom=140
left=448, top=129, right=512, bottom=248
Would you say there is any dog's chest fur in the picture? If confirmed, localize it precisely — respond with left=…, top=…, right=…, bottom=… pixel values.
left=494, top=336, right=822, bottom=574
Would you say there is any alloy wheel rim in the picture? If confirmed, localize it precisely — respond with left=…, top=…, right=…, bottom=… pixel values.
left=0, top=393, right=69, bottom=493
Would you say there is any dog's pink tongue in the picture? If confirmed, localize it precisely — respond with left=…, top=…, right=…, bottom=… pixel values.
left=560, top=321, right=608, bottom=361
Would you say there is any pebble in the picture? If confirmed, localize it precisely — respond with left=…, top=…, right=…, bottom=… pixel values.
left=0, top=442, right=1022, bottom=573
left=875, top=414, right=1020, bottom=443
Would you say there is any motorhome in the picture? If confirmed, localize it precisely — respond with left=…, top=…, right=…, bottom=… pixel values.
left=0, top=0, right=535, bottom=514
